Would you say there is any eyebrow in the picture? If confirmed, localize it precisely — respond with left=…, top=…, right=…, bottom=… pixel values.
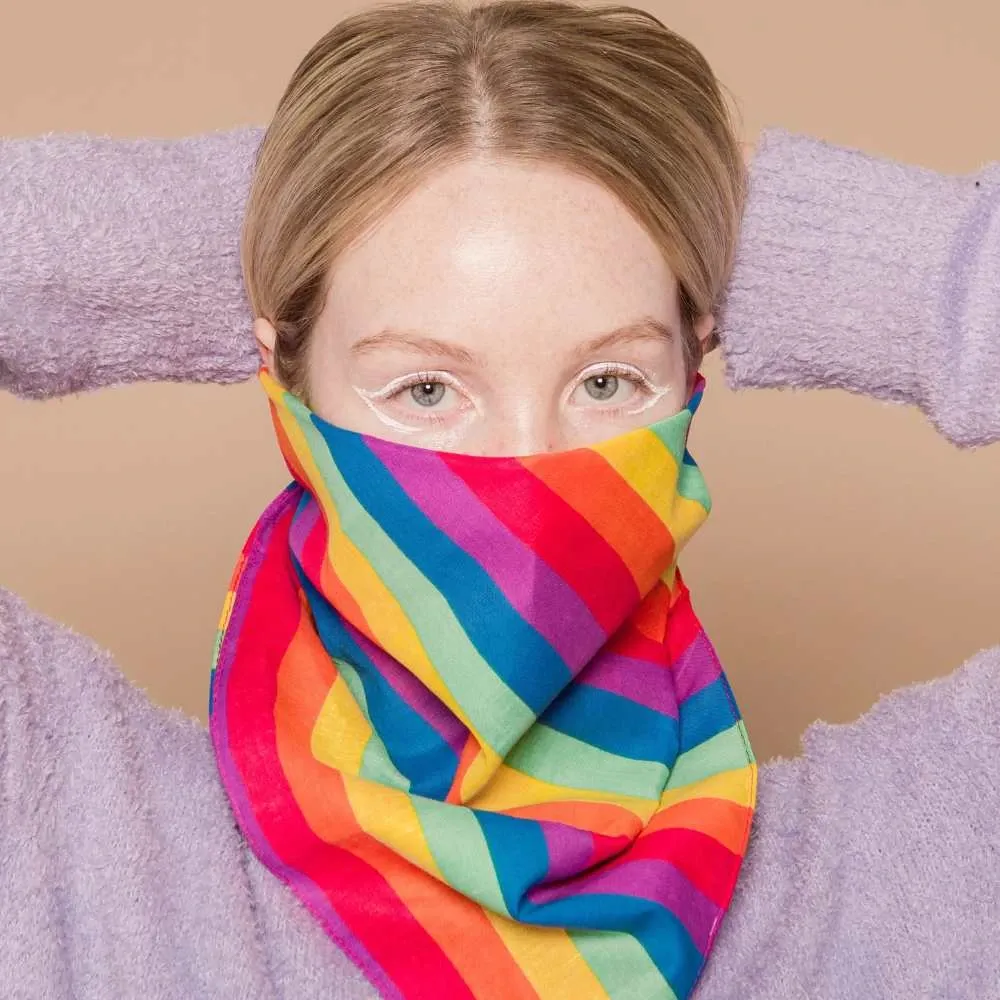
left=348, top=315, right=677, bottom=365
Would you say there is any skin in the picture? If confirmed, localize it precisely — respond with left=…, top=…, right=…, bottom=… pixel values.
left=255, top=155, right=715, bottom=457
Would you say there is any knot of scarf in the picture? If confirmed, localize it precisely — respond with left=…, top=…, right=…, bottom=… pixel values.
left=209, top=369, right=756, bottom=1000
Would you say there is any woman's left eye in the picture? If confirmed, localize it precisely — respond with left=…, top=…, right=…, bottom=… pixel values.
left=409, top=381, right=448, bottom=407
left=570, top=366, right=647, bottom=408
left=582, top=373, right=620, bottom=401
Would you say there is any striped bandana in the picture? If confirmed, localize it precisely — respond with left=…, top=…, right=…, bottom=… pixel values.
left=209, top=368, right=756, bottom=1000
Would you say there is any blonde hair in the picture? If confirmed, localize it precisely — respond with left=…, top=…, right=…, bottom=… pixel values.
left=241, top=0, right=746, bottom=399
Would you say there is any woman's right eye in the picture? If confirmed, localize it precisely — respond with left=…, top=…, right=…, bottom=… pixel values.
left=379, top=372, right=467, bottom=418
left=408, top=381, right=447, bottom=407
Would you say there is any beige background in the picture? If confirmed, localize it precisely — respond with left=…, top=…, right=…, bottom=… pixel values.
left=1, top=0, right=997, bottom=761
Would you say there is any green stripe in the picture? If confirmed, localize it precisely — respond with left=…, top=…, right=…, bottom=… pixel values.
left=295, top=409, right=535, bottom=755
left=666, top=720, right=754, bottom=790
left=649, top=411, right=690, bottom=466
left=412, top=798, right=510, bottom=916
left=676, top=461, right=712, bottom=512
left=648, top=412, right=711, bottom=512
left=327, top=656, right=411, bottom=791
left=571, top=929, right=677, bottom=1000
left=507, top=724, right=667, bottom=801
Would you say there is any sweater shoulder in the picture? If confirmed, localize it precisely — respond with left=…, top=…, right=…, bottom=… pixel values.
left=0, top=585, right=211, bottom=836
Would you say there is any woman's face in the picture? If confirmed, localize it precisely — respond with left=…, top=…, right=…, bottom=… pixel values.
left=257, top=156, right=714, bottom=456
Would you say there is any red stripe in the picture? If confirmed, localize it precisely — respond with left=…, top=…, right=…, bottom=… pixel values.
left=665, top=578, right=701, bottom=663
left=620, top=826, right=742, bottom=909
left=605, top=620, right=671, bottom=665
left=221, top=509, right=474, bottom=999
left=441, top=453, right=638, bottom=634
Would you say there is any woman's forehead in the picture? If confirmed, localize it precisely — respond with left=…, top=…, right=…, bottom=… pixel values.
left=321, top=156, right=680, bottom=354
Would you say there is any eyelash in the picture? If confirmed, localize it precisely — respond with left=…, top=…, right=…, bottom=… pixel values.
left=372, top=370, right=464, bottom=423
left=570, top=362, right=658, bottom=412
left=370, top=362, right=658, bottom=419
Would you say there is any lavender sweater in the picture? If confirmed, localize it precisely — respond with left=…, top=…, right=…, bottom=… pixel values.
left=1, top=129, right=998, bottom=1000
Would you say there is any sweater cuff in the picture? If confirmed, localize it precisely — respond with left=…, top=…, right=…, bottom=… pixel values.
left=0, top=127, right=263, bottom=400
left=719, top=129, right=1000, bottom=447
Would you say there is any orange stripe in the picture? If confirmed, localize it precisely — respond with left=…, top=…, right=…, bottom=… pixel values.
left=522, top=449, right=674, bottom=593
left=316, top=535, right=377, bottom=645
left=271, top=405, right=308, bottom=484
left=645, top=796, right=753, bottom=856
left=501, top=800, right=642, bottom=839
left=350, top=839, right=542, bottom=1000
left=275, top=621, right=539, bottom=1000
left=631, top=584, right=670, bottom=643
left=447, top=733, right=483, bottom=804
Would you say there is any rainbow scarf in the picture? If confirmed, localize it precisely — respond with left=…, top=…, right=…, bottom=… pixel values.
left=209, top=369, right=756, bottom=1000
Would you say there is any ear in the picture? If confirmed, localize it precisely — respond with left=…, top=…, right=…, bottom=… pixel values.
left=694, top=313, right=717, bottom=351
left=253, top=317, right=277, bottom=373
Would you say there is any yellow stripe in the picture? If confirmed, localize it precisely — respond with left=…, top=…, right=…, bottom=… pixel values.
left=341, top=774, right=445, bottom=881
left=485, top=913, right=612, bottom=1000
left=310, top=674, right=373, bottom=774
left=472, top=763, right=655, bottom=822
left=271, top=393, right=505, bottom=781
left=658, top=765, right=756, bottom=810
left=216, top=588, right=236, bottom=632
left=275, top=407, right=456, bottom=707
left=592, top=429, right=707, bottom=542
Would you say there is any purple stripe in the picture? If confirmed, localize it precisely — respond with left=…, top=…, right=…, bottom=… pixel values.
left=343, top=617, right=469, bottom=757
left=672, top=630, right=722, bottom=703
left=529, top=858, right=719, bottom=955
left=364, top=437, right=606, bottom=670
left=540, top=820, right=597, bottom=882
left=286, top=490, right=467, bottom=756
left=208, top=485, right=404, bottom=1000
left=288, top=493, right=321, bottom=559
left=577, top=651, right=679, bottom=718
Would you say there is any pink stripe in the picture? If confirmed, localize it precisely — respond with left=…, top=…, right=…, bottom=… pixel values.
left=539, top=820, right=597, bottom=882
left=365, top=437, right=606, bottom=671
left=344, top=618, right=469, bottom=757
left=529, top=858, right=719, bottom=954
left=577, top=651, right=679, bottom=718
left=673, top=630, right=723, bottom=703
left=288, top=494, right=321, bottom=561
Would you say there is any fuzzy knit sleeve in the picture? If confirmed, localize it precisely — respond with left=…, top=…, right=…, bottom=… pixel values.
left=719, top=129, right=1000, bottom=448
left=0, top=127, right=262, bottom=399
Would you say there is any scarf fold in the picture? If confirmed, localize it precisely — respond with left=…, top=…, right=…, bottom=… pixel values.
left=209, top=369, right=756, bottom=1000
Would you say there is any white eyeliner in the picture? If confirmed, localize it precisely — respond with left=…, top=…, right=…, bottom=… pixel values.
left=352, top=385, right=424, bottom=435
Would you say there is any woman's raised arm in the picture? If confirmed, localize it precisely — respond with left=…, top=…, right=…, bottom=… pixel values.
left=0, top=127, right=261, bottom=399
left=3, top=124, right=998, bottom=448
left=721, top=129, right=1000, bottom=448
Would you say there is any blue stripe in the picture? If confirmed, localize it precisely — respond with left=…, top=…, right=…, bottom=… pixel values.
left=478, top=808, right=703, bottom=999
left=551, top=896, right=702, bottom=998
left=475, top=810, right=550, bottom=915
left=678, top=675, right=739, bottom=754
left=542, top=683, right=680, bottom=764
left=313, top=419, right=572, bottom=713
left=295, top=564, right=459, bottom=799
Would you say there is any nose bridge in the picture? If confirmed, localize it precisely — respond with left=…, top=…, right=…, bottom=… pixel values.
left=485, top=395, right=564, bottom=456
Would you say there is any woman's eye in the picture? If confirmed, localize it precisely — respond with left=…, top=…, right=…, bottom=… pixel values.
left=409, top=381, right=447, bottom=407
left=571, top=367, right=646, bottom=408
left=583, top=374, right=620, bottom=401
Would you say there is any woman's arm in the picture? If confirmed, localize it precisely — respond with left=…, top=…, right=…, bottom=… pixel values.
left=720, top=129, right=1000, bottom=448
left=4, top=123, right=998, bottom=442
left=695, top=641, right=1000, bottom=997
left=0, top=127, right=262, bottom=399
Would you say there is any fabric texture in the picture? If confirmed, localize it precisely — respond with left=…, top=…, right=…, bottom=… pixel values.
left=1, top=127, right=999, bottom=998
left=209, top=371, right=755, bottom=1000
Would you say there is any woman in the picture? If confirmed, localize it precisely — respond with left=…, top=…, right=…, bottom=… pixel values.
left=216, top=5, right=756, bottom=999
left=1, top=2, right=998, bottom=999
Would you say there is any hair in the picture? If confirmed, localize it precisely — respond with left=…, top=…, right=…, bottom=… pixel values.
left=241, top=0, right=746, bottom=400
